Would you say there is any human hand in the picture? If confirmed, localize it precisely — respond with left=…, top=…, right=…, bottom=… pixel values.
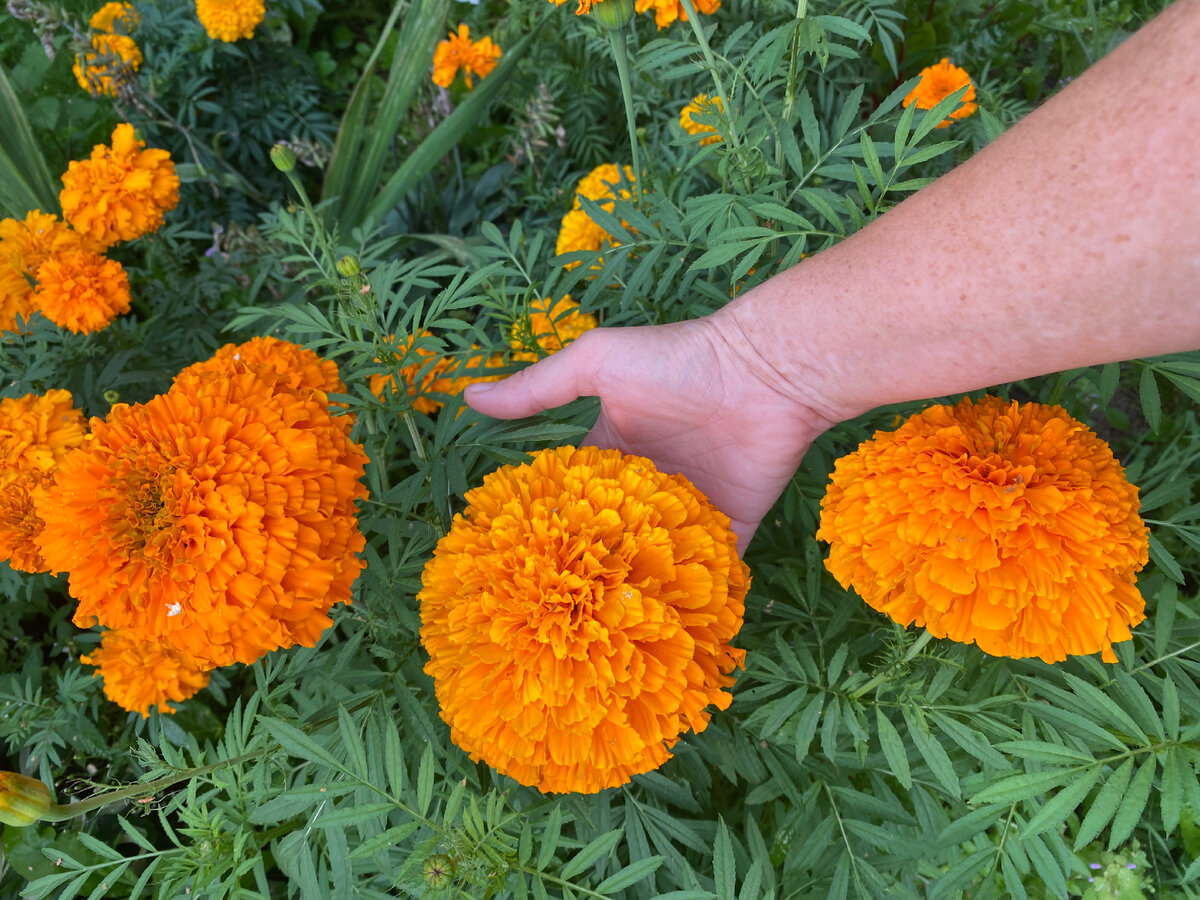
left=464, top=315, right=839, bottom=554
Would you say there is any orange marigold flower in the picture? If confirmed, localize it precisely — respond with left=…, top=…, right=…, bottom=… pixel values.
left=550, top=0, right=604, bottom=16
left=176, top=336, right=347, bottom=406
left=34, top=250, right=131, bottom=334
left=0, top=211, right=95, bottom=277
left=679, top=93, right=723, bottom=145
left=370, top=333, right=477, bottom=415
left=635, top=0, right=718, bottom=28
left=420, top=445, right=749, bottom=794
left=89, top=1, right=139, bottom=32
left=510, top=295, right=598, bottom=362
left=0, top=266, right=33, bottom=335
left=194, top=0, right=264, bottom=42
left=35, top=367, right=368, bottom=668
left=73, top=32, right=142, bottom=97
left=81, top=629, right=212, bottom=717
left=0, top=389, right=87, bottom=573
left=572, top=164, right=634, bottom=210
left=554, top=208, right=610, bottom=265
left=431, top=24, right=501, bottom=89
left=60, top=123, right=179, bottom=248
left=816, top=396, right=1149, bottom=664
left=902, top=57, right=977, bottom=128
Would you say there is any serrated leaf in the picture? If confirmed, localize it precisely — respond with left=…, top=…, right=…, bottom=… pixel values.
left=794, top=693, right=824, bottom=762
left=537, top=805, right=564, bottom=871
left=1021, top=766, right=1101, bottom=838
left=348, top=822, right=421, bottom=859
left=714, top=817, right=736, bottom=900
left=903, top=706, right=960, bottom=798
left=559, top=828, right=623, bottom=881
left=1109, top=755, right=1157, bottom=849
left=1140, top=366, right=1161, bottom=433
left=258, top=717, right=352, bottom=777
left=1074, top=757, right=1135, bottom=849
left=1162, top=748, right=1186, bottom=836
left=876, top=708, right=911, bottom=789
left=1150, top=533, right=1185, bottom=583
left=594, top=856, right=665, bottom=893
left=417, top=743, right=435, bottom=818
left=972, top=767, right=1081, bottom=805
left=1023, top=833, right=1067, bottom=898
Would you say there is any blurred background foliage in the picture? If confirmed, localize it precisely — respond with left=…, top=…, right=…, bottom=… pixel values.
left=1, top=0, right=1198, bottom=897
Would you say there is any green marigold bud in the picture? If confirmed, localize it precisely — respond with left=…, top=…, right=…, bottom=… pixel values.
left=594, top=0, right=634, bottom=29
left=103, top=389, right=120, bottom=404
left=270, top=144, right=297, bottom=173
left=422, top=853, right=456, bottom=888
left=0, top=771, right=52, bottom=827
left=336, top=255, right=362, bottom=277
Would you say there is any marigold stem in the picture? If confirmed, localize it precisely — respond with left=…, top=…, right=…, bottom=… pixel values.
left=606, top=26, right=642, bottom=206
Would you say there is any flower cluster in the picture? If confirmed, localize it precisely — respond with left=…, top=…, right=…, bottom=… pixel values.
left=555, top=164, right=635, bottom=265
left=60, top=122, right=180, bottom=248
left=420, top=445, right=749, bottom=793
left=636, top=0, right=719, bottom=28
left=550, top=0, right=718, bottom=27
left=510, top=295, right=598, bottom=362
left=370, top=333, right=504, bottom=415
left=34, top=338, right=368, bottom=715
left=0, top=123, right=176, bottom=335
left=679, top=93, right=724, bottom=145
left=0, top=390, right=87, bottom=573
left=73, top=2, right=141, bottom=97
left=817, top=396, right=1149, bottom=663
left=432, top=24, right=502, bottom=89
left=195, top=0, right=266, bottom=42
left=902, top=58, right=977, bottom=128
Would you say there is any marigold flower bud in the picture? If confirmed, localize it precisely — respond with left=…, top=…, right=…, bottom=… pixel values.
left=270, top=144, right=297, bottom=172
left=335, top=255, right=362, bottom=277
left=422, top=853, right=456, bottom=888
left=0, top=771, right=53, bottom=827
left=594, top=0, right=634, bottom=27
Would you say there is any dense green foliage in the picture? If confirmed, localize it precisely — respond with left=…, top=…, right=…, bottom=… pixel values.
left=1, top=0, right=1198, bottom=897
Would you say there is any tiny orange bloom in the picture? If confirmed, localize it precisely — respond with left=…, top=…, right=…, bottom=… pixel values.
left=81, top=629, right=213, bottom=717
left=902, top=58, right=977, bottom=128
left=432, top=24, right=501, bottom=89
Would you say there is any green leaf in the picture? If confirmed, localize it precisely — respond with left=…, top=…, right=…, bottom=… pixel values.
left=876, top=708, right=911, bottom=789
left=1139, top=365, right=1162, bottom=433
left=972, top=767, right=1081, bottom=805
left=417, top=744, right=435, bottom=818
left=903, top=706, right=960, bottom=798
left=559, top=828, right=623, bottom=881
left=1108, top=754, right=1157, bottom=849
left=859, top=133, right=885, bottom=189
left=0, top=64, right=59, bottom=216
left=1022, top=832, right=1067, bottom=898
left=714, top=818, right=735, bottom=900
left=1020, top=766, right=1100, bottom=838
left=1074, top=757, right=1135, bottom=849
left=1098, top=362, right=1121, bottom=405
left=258, top=718, right=353, bottom=777
left=796, top=90, right=821, bottom=159
left=794, top=693, right=824, bottom=763
left=1150, top=533, right=1185, bottom=583
left=594, top=856, right=665, bottom=893
left=1162, top=748, right=1187, bottom=836
left=537, top=805, right=564, bottom=871
left=1164, top=676, right=1180, bottom=741
left=365, top=19, right=547, bottom=227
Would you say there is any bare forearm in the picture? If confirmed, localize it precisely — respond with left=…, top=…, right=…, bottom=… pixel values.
left=723, top=0, right=1200, bottom=422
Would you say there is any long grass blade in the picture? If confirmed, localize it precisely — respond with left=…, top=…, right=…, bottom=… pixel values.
left=0, top=64, right=59, bottom=216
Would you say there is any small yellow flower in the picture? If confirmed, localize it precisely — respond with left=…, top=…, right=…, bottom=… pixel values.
left=72, top=32, right=142, bottom=97
left=432, top=24, right=501, bottom=89
left=194, top=0, right=265, bottom=42
left=902, top=58, right=977, bottom=128
left=679, top=93, right=723, bottom=145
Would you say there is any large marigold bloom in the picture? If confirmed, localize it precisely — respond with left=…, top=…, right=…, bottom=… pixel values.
left=81, top=629, right=212, bottom=717
left=60, top=123, right=180, bottom=248
left=432, top=24, right=501, bottom=89
left=0, top=211, right=98, bottom=323
left=510, top=295, right=598, bottom=362
left=420, top=445, right=749, bottom=794
left=680, top=93, right=724, bottom=145
left=0, top=390, right=87, bottom=573
left=73, top=33, right=142, bottom=97
left=902, top=58, right=977, bottom=128
left=635, top=0, right=718, bottom=28
left=35, top=368, right=368, bottom=667
left=90, top=2, right=140, bottom=33
left=817, top=396, right=1149, bottom=664
left=176, top=336, right=347, bottom=405
left=195, top=0, right=264, bottom=41
left=34, top=250, right=131, bottom=334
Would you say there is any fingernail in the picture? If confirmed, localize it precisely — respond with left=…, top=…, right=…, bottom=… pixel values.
left=465, top=382, right=497, bottom=398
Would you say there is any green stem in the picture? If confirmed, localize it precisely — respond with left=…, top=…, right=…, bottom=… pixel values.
left=676, top=0, right=741, bottom=152
left=607, top=25, right=642, bottom=203
left=41, top=751, right=261, bottom=823
left=850, top=629, right=935, bottom=700
left=284, top=169, right=338, bottom=284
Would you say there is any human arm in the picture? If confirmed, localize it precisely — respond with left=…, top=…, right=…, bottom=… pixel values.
left=466, top=0, right=1200, bottom=552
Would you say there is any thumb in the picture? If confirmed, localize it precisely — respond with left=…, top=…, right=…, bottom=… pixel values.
left=465, top=331, right=600, bottom=420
